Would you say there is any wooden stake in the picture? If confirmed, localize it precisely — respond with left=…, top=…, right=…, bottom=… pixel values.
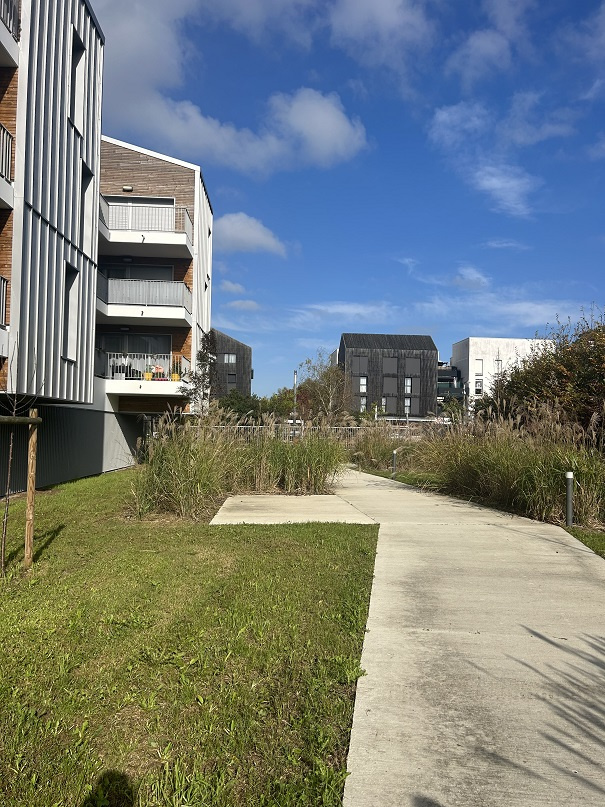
left=24, top=408, right=38, bottom=570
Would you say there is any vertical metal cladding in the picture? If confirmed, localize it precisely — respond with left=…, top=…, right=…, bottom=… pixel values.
left=14, top=0, right=103, bottom=403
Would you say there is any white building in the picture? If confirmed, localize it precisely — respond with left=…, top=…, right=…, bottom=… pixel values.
left=451, top=337, right=547, bottom=402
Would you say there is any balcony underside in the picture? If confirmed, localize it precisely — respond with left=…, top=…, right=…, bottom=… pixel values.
left=96, top=301, right=192, bottom=328
left=0, top=25, right=18, bottom=68
left=0, top=174, right=13, bottom=208
left=98, top=224, right=193, bottom=259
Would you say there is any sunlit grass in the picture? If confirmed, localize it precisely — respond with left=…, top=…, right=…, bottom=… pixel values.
left=1, top=470, right=378, bottom=806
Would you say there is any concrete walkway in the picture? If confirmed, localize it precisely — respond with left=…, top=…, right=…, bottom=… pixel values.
left=211, top=469, right=605, bottom=806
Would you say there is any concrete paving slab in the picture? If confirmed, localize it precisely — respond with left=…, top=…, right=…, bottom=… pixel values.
left=210, top=493, right=376, bottom=524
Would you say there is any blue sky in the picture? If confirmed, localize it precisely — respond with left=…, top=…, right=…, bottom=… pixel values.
left=94, top=0, right=605, bottom=396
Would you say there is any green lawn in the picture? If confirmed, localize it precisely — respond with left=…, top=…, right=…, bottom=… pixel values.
left=566, top=526, right=605, bottom=558
left=0, top=470, right=378, bottom=806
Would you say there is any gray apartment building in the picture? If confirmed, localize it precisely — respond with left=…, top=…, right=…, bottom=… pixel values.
left=212, top=329, right=253, bottom=399
left=337, top=333, right=438, bottom=417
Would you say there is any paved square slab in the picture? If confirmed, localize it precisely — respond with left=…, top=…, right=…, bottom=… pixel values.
left=210, top=494, right=376, bottom=524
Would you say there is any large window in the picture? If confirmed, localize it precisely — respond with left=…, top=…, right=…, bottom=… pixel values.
left=359, top=376, right=367, bottom=393
left=97, top=333, right=171, bottom=356
left=101, top=263, right=174, bottom=281
left=404, top=397, right=411, bottom=415
left=475, top=358, right=483, bottom=375
left=70, top=29, right=86, bottom=134
left=404, top=377, right=412, bottom=394
left=359, top=396, right=367, bottom=412
left=223, top=353, right=237, bottom=364
left=227, top=373, right=237, bottom=390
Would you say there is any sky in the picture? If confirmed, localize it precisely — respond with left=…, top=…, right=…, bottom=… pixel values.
left=93, top=0, right=605, bottom=397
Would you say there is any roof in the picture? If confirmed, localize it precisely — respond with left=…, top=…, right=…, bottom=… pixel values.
left=340, top=333, right=437, bottom=352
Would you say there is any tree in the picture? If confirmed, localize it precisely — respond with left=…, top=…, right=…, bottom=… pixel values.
left=297, top=349, right=351, bottom=423
left=178, top=330, right=217, bottom=413
left=217, top=389, right=264, bottom=419
left=477, top=314, right=605, bottom=431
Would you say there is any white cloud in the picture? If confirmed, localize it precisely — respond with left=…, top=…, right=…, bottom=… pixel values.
left=471, top=162, right=541, bottom=217
left=446, top=29, right=511, bottom=88
left=453, top=266, right=490, bottom=290
left=483, top=0, right=535, bottom=42
left=587, top=134, right=605, bottom=160
left=499, top=92, right=575, bottom=147
left=428, top=101, right=492, bottom=150
left=220, top=280, right=246, bottom=294
left=329, top=0, right=435, bottom=73
left=214, top=213, right=287, bottom=256
left=226, top=300, right=262, bottom=310
left=94, top=2, right=366, bottom=174
left=304, top=301, right=399, bottom=320
left=483, top=238, right=530, bottom=250
left=198, top=0, right=317, bottom=46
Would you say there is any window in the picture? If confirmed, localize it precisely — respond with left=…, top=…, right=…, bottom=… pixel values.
left=385, top=397, right=397, bottom=415
left=404, top=397, right=411, bottom=415
left=70, top=29, right=86, bottom=134
left=359, top=376, right=367, bottom=393
left=101, top=264, right=174, bottom=281
left=404, top=377, right=412, bottom=394
left=359, top=396, right=367, bottom=412
left=223, top=353, right=236, bottom=364
left=381, top=397, right=386, bottom=410
left=62, top=263, right=80, bottom=361
left=80, top=162, right=94, bottom=256
left=406, top=357, right=420, bottom=375
left=227, top=373, right=237, bottom=389
left=383, top=356, right=397, bottom=374
left=475, top=358, right=483, bottom=375
left=475, top=379, right=483, bottom=395
left=351, top=355, right=368, bottom=374
left=495, top=359, right=502, bottom=375
left=383, top=376, right=397, bottom=395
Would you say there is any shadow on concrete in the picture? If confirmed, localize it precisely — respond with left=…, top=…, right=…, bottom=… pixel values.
left=413, top=797, right=447, bottom=807
left=5, top=523, right=65, bottom=566
left=81, top=769, right=135, bottom=807
left=516, top=628, right=605, bottom=797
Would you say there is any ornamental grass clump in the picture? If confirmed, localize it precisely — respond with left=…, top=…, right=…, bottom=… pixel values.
left=405, top=402, right=605, bottom=526
left=133, top=406, right=346, bottom=519
left=349, top=421, right=413, bottom=471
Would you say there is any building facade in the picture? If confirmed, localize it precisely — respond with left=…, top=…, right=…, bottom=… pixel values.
left=337, top=333, right=438, bottom=417
left=95, top=135, right=213, bottom=416
left=212, top=329, right=253, bottom=399
left=451, top=337, right=546, bottom=403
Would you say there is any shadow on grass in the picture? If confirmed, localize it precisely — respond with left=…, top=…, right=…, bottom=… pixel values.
left=5, top=523, right=65, bottom=566
left=81, top=770, right=135, bottom=807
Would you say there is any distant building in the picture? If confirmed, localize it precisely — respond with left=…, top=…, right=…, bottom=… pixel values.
left=437, top=362, right=464, bottom=411
left=212, top=329, right=253, bottom=399
left=337, top=333, right=438, bottom=417
left=451, top=337, right=546, bottom=403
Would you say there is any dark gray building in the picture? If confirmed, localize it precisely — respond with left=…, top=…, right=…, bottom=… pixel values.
left=212, top=329, right=253, bottom=399
left=337, top=333, right=438, bottom=417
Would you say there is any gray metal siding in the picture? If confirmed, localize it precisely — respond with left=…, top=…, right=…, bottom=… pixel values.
left=212, top=329, right=253, bottom=399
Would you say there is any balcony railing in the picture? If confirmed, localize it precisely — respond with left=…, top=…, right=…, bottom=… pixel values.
left=0, top=123, right=12, bottom=182
left=100, top=197, right=193, bottom=245
left=0, top=275, right=6, bottom=325
left=0, top=0, right=19, bottom=41
left=95, top=350, right=191, bottom=382
left=96, top=276, right=192, bottom=312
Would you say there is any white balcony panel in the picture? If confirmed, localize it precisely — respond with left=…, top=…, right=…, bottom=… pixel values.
left=0, top=327, right=8, bottom=358
left=96, top=301, right=192, bottom=327
left=0, top=174, right=12, bottom=208
left=0, top=22, right=18, bottom=68
left=98, top=228, right=193, bottom=259
left=102, top=378, right=185, bottom=397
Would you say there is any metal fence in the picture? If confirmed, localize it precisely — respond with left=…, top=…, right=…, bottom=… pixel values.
left=95, top=351, right=191, bottom=381
left=102, top=199, right=193, bottom=245
left=0, top=275, right=6, bottom=326
left=196, top=424, right=413, bottom=447
left=96, top=276, right=192, bottom=312
left=0, top=0, right=19, bottom=40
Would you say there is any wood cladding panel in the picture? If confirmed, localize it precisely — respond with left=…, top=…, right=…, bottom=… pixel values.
left=100, top=141, right=196, bottom=215
left=0, top=210, right=12, bottom=324
left=0, top=66, right=17, bottom=178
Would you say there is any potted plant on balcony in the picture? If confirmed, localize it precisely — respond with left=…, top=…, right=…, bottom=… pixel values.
left=144, top=364, right=153, bottom=381
left=153, top=363, right=167, bottom=380
left=171, top=359, right=181, bottom=382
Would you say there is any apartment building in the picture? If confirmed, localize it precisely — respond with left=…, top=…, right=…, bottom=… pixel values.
left=337, top=333, right=438, bottom=417
left=95, top=136, right=213, bottom=416
left=451, top=337, right=547, bottom=403
left=0, top=3, right=215, bottom=492
left=212, top=329, right=253, bottom=399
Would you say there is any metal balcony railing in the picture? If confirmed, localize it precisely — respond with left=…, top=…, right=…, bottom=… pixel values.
left=0, top=0, right=19, bottom=41
left=96, top=276, right=192, bottom=312
left=0, top=123, right=12, bottom=182
left=100, top=197, right=193, bottom=245
left=95, top=351, right=191, bottom=381
left=0, top=275, right=7, bottom=325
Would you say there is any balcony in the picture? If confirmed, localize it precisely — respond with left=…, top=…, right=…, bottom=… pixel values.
left=98, top=195, right=194, bottom=258
left=0, top=0, right=19, bottom=66
left=96, top=274, right=193, bottom=326
left=95, top=350, right=191, bottom=395
left=0, top=275, right=7, bottom=356
left=0, top=122, right=12, bottom=208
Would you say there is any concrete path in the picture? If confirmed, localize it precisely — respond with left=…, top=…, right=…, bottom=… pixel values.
left=212, top=469, right=605, bottom=806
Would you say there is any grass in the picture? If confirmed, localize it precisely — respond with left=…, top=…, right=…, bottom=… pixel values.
left=0, top=469, right=378, bottom=806
left=566, top=526, right=605, bottom=558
